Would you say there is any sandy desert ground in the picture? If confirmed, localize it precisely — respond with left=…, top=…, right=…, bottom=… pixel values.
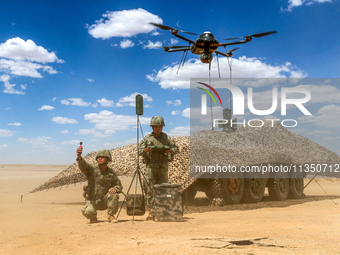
left=0, top=164, right=339, bottom=255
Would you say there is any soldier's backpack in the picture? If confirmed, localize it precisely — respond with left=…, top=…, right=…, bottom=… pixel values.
left=126, top=194, right=145, bottom=216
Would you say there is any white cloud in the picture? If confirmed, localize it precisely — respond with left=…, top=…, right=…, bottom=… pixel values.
left=120, top=39, right=134, bottom=49
left=289, top=128, right=308, bottom=134
left=76, top=128, right=109, bottom=138
left=182, top=108, right=191, bottom=118
left=60, top=130, right=70, bottom=134
left=60, top=99, right=70, bottom=105
left=0, top=59, right=58, bottom=78
left=87, top=78, right=95, bottom=82
left=51, top=117, right=78, bottom=124
left=0, top=144, right=8, bottom=149
left=84, top=110, right=151, bottom=134
left=182, top=106, right=223, bottom=124
left=298, top=104, right=340, bottom=128
left=146, top=57, right=307, bottom=89
left=143, top=40, right=163, bottom=49
left=0, top=37, right=62, bottom=63
left=170, top=38, right=179, bottom=45
left=296, top=84, right=340, bottom=104
left=103, top=141, right=124, bottom=149
left=305, top=130, right=331, bottom=136
left=1, top=74, right=25, bottom=94
left=284, top=0, right=334, bottom=12
left=0, top=37, right=62, bottom=79
left=166, top=99, right=182, bottom=106
left=0, top=129, right=13, bottom=137
left=87, top=8, right=163, bottom=39
left=61, top=98, right=91, bottom=107
left=38, top=105, right=55, bottom=111
left=171, top=110, right=180, bottom=115
left=52, top=97, right=57, bottom=101
left=8, top=122, right=22, bottom=126
left=117, top=92, right=153, bottom=107
left=322, top=136, right=337, bottom=141
left=97, top=98, right=114, bottom=107
left=60, top=140, right=81, bottom=145
left=125, top=137, right=137, bottom=145
left=17, top=136, right=53, bottom=147
left=174, top=99, right=182, bottom=106
left=168, top=126, right=190, bottom=136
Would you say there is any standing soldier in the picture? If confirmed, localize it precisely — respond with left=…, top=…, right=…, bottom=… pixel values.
left=76, top=148, right=123, bottom=223
left=139, top=116, right=179, bottom=220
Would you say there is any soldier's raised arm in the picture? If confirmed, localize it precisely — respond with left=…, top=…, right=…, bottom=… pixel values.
left=76, top=147, right=93, bottom=177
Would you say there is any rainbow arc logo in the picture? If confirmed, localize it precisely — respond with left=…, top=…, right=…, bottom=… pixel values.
left=196, top=82, right=222, bottom=115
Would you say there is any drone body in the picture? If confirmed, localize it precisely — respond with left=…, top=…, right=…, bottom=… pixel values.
left=149, top=22, right=277, bottom=65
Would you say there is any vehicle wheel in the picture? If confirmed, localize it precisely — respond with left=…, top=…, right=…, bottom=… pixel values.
left=268, top=172, right=289, bottom=201
left=242, top=177, right=265, bottom=203
left=288, top=173, right=304, bottom=199
left=222, top=173, right=244, bottom=204
left=210, top=178, right=224, bottom=198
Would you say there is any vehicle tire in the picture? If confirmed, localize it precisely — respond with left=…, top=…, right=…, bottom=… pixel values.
left=268, top=172, right=289, bottom=201
left=222, top=172, right=244, bottom=204
left=210, top=178, right=224, bottom=198
left=288, top=173, right=304, bottom=199
left=242, top=177, right=265, bottom=203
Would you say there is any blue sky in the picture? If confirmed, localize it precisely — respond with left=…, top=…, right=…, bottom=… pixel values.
left=0, top=0, right=339, bottom=164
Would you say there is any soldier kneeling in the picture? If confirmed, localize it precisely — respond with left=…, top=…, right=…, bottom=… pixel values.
left=76, top=148, right=123, bottom=223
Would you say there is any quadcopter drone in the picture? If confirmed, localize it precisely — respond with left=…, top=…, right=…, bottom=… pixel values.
left=149, top=22, right=277, bottom=73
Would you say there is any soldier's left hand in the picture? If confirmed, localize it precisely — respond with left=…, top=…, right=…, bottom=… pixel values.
left=165, top=148, right=172, bottom=153
left=109, top=188, right=117, bottom=194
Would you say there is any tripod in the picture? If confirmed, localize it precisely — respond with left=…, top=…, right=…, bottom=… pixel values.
left=116, top=110, right=153, bottom=223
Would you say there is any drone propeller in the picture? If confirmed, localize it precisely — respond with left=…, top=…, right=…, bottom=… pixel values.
left=228, top=47, right=239, bottom=54
left=224, top=31, right=277, bottom=41
left=149, top=22, right=198, bottom=35
left=147, top=45, right=189, bottom=49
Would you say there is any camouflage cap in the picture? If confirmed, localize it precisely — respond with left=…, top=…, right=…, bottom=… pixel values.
left=150, top=116, right=165, bottom=126
left=96, top=149, right=112, bottom=162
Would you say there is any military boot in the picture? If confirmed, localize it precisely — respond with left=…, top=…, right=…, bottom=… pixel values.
left=89, top=217, right=98, bottom=223
left=108, top=215, right=118, bottom=223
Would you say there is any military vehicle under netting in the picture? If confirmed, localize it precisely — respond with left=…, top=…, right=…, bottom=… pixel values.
left=183, top=168, right=306, bottom=205
left=32, top=121, right=340, bottom=206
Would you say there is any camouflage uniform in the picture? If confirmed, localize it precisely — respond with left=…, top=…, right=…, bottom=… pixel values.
left=77, top=158, right=123, bottom=220
left=139, top=129, right=179, bottom=216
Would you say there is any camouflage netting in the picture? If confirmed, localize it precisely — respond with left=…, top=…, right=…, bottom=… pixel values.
left=31, top=137, right=191, bottom=193
left=190, top=120, right=340, bottom=171
left=31, top=121, right=340, bottom=193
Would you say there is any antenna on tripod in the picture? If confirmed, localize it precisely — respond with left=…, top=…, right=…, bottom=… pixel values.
left=132, top=94, right=144, bottom=223
left=116, top=94, right=146, bottom=223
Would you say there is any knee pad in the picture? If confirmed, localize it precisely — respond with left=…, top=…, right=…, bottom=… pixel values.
left=81, top=204, right=97, bottom=219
